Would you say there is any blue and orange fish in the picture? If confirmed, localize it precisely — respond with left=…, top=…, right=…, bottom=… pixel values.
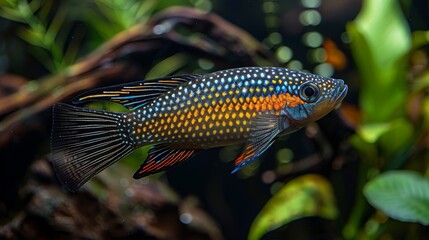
left=51, top=67, right=347, bottom=191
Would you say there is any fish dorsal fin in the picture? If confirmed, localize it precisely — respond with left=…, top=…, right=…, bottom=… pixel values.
left=231, top=114, right=286, bottom=173
left=133, top=144, right=199, bottom=178
left=73, top=74, right=203, bottom=110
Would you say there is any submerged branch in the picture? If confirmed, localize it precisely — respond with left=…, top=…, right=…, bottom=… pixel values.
left=0, top=7, right=278, bottom=148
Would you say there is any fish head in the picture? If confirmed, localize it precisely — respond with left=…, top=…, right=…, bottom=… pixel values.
left=282, top=73, right=348, bottom=125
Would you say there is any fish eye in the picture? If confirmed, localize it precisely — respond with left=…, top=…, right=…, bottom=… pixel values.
left=299, top=82, right=320, bottom=103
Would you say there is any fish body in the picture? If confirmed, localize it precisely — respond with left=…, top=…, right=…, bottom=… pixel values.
left=52, top=67, right=347, bottom=191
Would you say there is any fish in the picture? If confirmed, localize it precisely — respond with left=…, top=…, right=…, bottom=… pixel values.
left=51, top=67, right=347, bottom=191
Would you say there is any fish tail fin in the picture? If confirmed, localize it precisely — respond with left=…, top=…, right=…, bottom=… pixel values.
left=51, top=103, right=135, bottom=192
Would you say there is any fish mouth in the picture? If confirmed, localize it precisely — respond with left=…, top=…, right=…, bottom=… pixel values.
left=329, top=80, right=348, bottom=107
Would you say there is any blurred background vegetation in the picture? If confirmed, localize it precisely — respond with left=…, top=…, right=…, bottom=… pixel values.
left=0, top=0, right=429, bottom=239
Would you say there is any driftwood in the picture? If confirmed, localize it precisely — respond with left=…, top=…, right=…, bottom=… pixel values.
left=0, top=158, right=223, bottom=240
left=0, top=6, right=358, bottom=240
left=0, top=7, right=280, bottom=239
left=0, top=7, right=279, bottom=144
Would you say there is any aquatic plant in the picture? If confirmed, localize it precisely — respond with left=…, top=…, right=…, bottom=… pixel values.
left=1, top=0, right=428, bottom=239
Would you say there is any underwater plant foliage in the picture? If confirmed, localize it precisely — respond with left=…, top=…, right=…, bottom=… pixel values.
left=0, top=0, right=429, bottom=239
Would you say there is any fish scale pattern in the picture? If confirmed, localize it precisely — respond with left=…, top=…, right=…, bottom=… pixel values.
left=127, top=67, right=325, bottom=148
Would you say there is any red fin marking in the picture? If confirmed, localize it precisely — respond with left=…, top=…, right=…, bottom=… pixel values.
left=133, top=144, right=198, bottom=178
left=234, top=144, right=257, bottom=166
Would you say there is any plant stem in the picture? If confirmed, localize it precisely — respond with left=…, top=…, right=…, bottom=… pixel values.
left=342, top=162, right=370, bottom=239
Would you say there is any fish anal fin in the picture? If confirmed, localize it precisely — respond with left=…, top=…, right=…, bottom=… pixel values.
left=133, top=144, right=199, bottom=178
left=232, top=114, right=286, bottom=173
left=73, top=74, right=202, bottom=110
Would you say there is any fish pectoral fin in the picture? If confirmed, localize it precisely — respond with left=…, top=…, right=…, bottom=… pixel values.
left=232, top=114, right=285, bottom=173
left=73, top=74, right=203, bottom=110
left=133, top=144, right=199, bottom=178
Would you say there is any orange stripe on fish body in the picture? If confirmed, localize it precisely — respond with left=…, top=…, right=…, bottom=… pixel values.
left=133, top=84, right=308, bottom=148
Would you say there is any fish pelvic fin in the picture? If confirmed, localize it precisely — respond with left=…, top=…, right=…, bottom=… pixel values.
left=73, top=74, right=203, bottom=110
left=51, top=103, right=135, bottom=192
left=133, top=144, right=199, bottom=178
left=232, top=114, right=285, bottom=173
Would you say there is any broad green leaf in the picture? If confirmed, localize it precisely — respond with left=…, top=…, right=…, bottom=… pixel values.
left=347, top=0, right=411, bottom=123
left=248, top=174, right=337, bottom=240
left=356, top=118, right=413, bottom=159
left=357, top=123, right=392, bottom=143
left=378, top=118, right=413, bottom=160
left=364, top=171, right=429, bottom=225
left=144, top=53, right=190, bottom=79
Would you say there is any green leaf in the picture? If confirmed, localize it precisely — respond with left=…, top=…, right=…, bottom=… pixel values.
left=357, top=118, right=413, bottom=149
left=347, top=0, right=411, bottom=123
left=144, top=53, right=190, bottom=79
left=357, top=123, right=392, bottom=143
left=378, top=118, right=413, bottom=160
left=364, top=171, right=429, bottom=225
left=248, top=174, right=337, bottom=240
